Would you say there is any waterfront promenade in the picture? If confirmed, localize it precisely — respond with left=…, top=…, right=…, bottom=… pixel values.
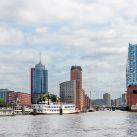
left=0, top=110, right=137, bottom=137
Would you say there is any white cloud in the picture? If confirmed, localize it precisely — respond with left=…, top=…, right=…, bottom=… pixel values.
left=0, top=27, right=24, bottom=46
left=0, top=0, right=114, bottom=24
left=0, top=0, right=137, bottom=98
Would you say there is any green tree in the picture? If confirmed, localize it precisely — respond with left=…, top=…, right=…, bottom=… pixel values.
left=49, top=94, right=57, bottom=102
left=0, top=99, right=7, bottom=107
left=37, top=93, right=57, bottom=103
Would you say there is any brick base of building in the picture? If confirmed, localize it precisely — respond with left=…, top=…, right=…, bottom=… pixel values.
left=127, top=86, right=137, bottom=108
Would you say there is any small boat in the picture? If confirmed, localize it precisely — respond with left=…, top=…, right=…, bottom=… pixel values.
left=32, top=102, right=77, bottom=115
left=87, top=107, right=95, bottom=112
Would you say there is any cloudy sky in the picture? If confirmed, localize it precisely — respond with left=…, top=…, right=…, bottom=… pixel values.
left=0, top=0, right=137, bottom=99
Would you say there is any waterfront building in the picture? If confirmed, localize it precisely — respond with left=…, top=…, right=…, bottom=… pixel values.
left=0, top=89, right=14, bottom=104
left=31, top=60, right=48, bottom=104
left=80, top=89, right=86, bottom=111
left=122, top=93, right=127, bottom=106
left=86, top=95, right=91, bottom=109
left=71, top=66, right=82, bottom=110
left=114, top=98, right=123, bottom=107
left=103, top=93, right=111, bottom=107
left=0, top=89, right=31, bottom=106
left=14, top=92, right=31, bottom=107
left=126, top=43, right=137, bottom=109
left=81, top=89, right=91, bottom=111
left=111, top=99, right=115, bottom=106
left=60, top=80, right=76, bottom=104
left=127, top=43, right=137, bottom=87
left=92, top=99, right=104, bottom=107
left=127, top=86, right=137, bottom=108
left=60, top=66, right=90, bottom=111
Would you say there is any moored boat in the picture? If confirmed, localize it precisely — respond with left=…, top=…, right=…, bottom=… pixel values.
left=0, top=108, right=14, bottom=116
left=32, top=102, right=77, bottom=115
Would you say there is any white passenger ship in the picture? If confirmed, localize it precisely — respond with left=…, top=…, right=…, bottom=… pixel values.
left=32, top=102, right=78, bottom=114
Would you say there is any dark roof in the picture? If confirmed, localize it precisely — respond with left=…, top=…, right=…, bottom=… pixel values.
left=71, top=66, right=82, bottom=71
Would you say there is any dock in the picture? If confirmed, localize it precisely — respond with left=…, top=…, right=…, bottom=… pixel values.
left=0, top=108, right=13, bottom=116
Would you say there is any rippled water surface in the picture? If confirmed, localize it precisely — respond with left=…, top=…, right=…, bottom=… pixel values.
left=0, top=110, right=137, bottom=137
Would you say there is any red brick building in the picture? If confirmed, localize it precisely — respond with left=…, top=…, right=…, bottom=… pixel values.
left=127, top=87, right=137, bottom=109
left=80, top=89, right=91, bottom=111
left=70, top=66, right=91, bottom=111
left=14, top=92, right=31, bottom=107
left=80, top=89, right=85, bottom=111
left=0, top=89, right=31, bottom=107
left=71, top=66, right=82, bottom=110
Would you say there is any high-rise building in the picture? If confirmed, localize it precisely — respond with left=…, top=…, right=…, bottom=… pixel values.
left=127, top=43, right=137, bottom=87
left=71, top=66, right=82, bottom=110
left=103, top=93, right=111, bottom=107
left=31, top=60, right=48, bottom=104
left=60, top=80, right=76, bottom=104
left=115, top=98, right=123, bottom=107
left=126, top=43, right=137, bottom=109
left=60, top=66, right=90, bottom=111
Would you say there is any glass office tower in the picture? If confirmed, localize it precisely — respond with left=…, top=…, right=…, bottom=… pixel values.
left=127, top=43, right=137, bottom=87
left=31, top=61, right=48, bottom=104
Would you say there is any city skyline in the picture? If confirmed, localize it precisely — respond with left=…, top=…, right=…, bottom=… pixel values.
left=1, top=0, right=137, bottom=98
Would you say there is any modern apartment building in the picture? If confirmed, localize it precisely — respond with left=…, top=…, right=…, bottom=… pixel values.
left=103, top=93, right=111, bottom=107
left=60, top=80, right=76, bottom=104
left=127, top=43, right=137, bottom=87
left=126, top=43, right=137, bottom=109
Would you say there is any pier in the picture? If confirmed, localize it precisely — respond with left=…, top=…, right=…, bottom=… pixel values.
left=0, top=108, right=13, bottom=116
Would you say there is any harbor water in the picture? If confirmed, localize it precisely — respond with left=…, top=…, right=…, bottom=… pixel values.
left=0, top=110, right=137, bottom=137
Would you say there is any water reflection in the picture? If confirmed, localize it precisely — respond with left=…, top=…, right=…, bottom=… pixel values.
left=126, top=112, right=137, bottom=137
left=0, top=111, right=137, bottom=137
